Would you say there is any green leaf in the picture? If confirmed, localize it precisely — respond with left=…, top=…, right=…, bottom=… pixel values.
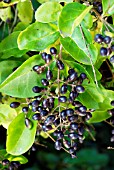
left=6, top=155, right=28, bottom=164
left=13, top=22, right=29, bottom=32
left=0, top=104, right=17, bottom=129
left=0, top=31, right=27, bottom=59
left=0, top=60, right=22, bottom=84
left=81, top=13, right=93, bottom=29
left=35, top=2, right=62, bottom=23
left=37, top=0, right=72, bottom=3
left=6, top=112, right=37, bottom=155
left=18, top=22, right=60, bottom=51
left=108, top=4, right=114, bottom=15
left=85, top=66, right=102, bottom=81
left=102, top=0, right=114, bottom=15
left=17, top=0, right=33, bottom=24
left=0, top=0, right=19, bottom=8
left=71, top=25, right=98, bottom=64
left=0, top=55, right=46, bottom=98
left=59, top=2, right=92, bottom=37
left=60, top=36, right=91, bottom=65
left=0, top=7, right=12, bottom=22
left=88, top=110, right=110, bottom=123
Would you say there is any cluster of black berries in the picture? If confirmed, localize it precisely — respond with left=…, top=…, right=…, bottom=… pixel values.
left=1, top=159, right=21, bottom=170
left=94, top=34, right=114, bottom=63
left=10, top=47, right=94, bottom=158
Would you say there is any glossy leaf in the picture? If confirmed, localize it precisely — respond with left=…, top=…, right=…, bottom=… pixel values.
left=59, top=2, right=92, bottom=36
left=35, top=2, right=62, bottom=23
left=0, top=104, right=17, bottom=129
left=0, top=31, right=27, bottom=59
left=6, top=112, right=37, bottom=155
left=0, top=55, right=46, bottom=98
left=102, top=0, right=114, bottom=15
left=17, top=0, right=33, bottom=24
left=0, top=7, right=12, bottom=22
left=60, top=37, right=91, bottom=65
left=0, top=60, right=22, bottom=84
left=6, top=154, right=28, bottom=164
left=85, top=66, right=102, bottom=81
left=71, top=25, right=98, bottom=64
left=13, top=22, right=29, bottom=32
left=18, top=22, right=60, bottom=51
left=88, top=110, right=110, bottom=123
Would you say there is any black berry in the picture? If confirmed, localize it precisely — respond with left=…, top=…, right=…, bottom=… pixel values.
left=111, top=45, right=114, bottom=51
left=22, top=107, right=29, bottom=113
left=110, top=55, right=114, bottom=63
left=104, top=36, right=111, bottom=44
left=80, top=73, right=87, bottom=80
left=40, top=109, right=48, bottom=117
left=66, top=108, right=74, bottom=116
left=41, top=79, right=49, bottom=86
left=2, top=159, right=10, bottom=166
left=44, top=115, right=55, bottom=125
left=56, top=60, right=64, bottom=70
left=94, top=34, right=104, bottom=43
left=58, top=96, right=67, bottom=103
left=60, top=84, right=68, bottom=94
left=25, top=118, right=33, bottom=129
left=70, top=122, right=78, bottom=130
left=100, top=47, right=108, bottom=56
left=55, top=140, right=62, bottom=150
left=75, top=85, right=85, bottom=93
left=45, top=54, right=52, bottom=63
left=50, top=47, right=57, bottom=55
left=46, top=70, right=53, bottom=80
left=32, top=113, right=41, bottom=120
left=111, top=100, right=114, bottom=106
left=68, top=133, right=78, bottom=139
left=41, top=52, right=47, bottom=60
left=32, top=86, right=42, bottom=93
left=10, top=102, right=20, bottom=108
left=32, top=100, right=39, bottom=107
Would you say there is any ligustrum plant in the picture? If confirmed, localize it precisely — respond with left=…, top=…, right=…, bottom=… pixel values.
left=0, top=0, right=114, bottom=169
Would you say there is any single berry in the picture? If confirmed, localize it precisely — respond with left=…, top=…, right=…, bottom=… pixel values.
left=107, top=48, right=112, bottom=56
left=53, top=118, right=60, bottom=127
left=32, top=106, right=38, bottom=112
left=78, top=106, right=87, bottom=112
left=71, top=151, right=77, bottom=158
left=60, top=84, right=68, bottom=94
left=80, top=73, right=87, bottom=79
left=100, top=47, right=108, bottom=56
left=104, top=36, right=111, bottom=44
left=33, top=65, right=41, bottom=72
left=111, top=45, right=114, bottom=51
left=42, top=124, right=52, bottom=131
left=41, top=79, right=49, bottom=86
left=22, top=107, right=29, bottom=113
left=75, top=85, right=85, bottom=93
left=66, top=108, right=74, bottom=116
left=94, top=34, right=104, bottom=43
left=69, top=91, right=78, bottom=101
left=45, top=54, right=52, bottom=63
left=78, top=126, right=84, bottom=135
left=46, top=70, right=53, bottom=80
left=72, top=101, right=82, bottom=107
left=112, top=129, right=114, bottom=135
left=108, top=109, right=114, bottom=116
left=56, top=60, right=64, bottom=70
left=50, top=47, right=57, bottom=55
left=56, top=131, right=64, bottom=139
left=110, top=136, right=114, bottom=142
left=70, top=122, right=78, bottom=130
left=32, top=100, right=39, bottom=107
left=25, top=118, right=33, bottom=129
left=37, top=106, right=43, bottom=112
left=68, top=115, right=78, bottom=122
left=63, top=139, right=71, bottom=148
left=68, top=133, right=78, bottom=140
left=49, top=97, right=55, bottom=103
left=41, top=52, right=47, bottom=60
left=32, top=113, right=41, bottom=120
left=60, top=110, right=67, bottom=120
left=42, top=99, right=49, bottom=108
left=2, top=159, right=10, bottom=166
left=11, top=161, right=21, bottom=169
left=10, top=102, right=20, bottom=108
left=58, top=96, right=67, bottom=103
left=68, top=68, right=75, bottom=75
left=97, top=4, right=102, bottom=13
left=111, top=100, right=114, bottom=106
left=40, top=109, right=48, bottom=117
left=69, top=147, right=75, bottom=154
left=32, top=86, right=42, bottom=93
left=110, top=55, right=114, bottom=63
left=68, top=72, right=78, bottom=82
left=55, top=140, right=62, bottom=150
left=44, top=115, right=55, bottom=125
